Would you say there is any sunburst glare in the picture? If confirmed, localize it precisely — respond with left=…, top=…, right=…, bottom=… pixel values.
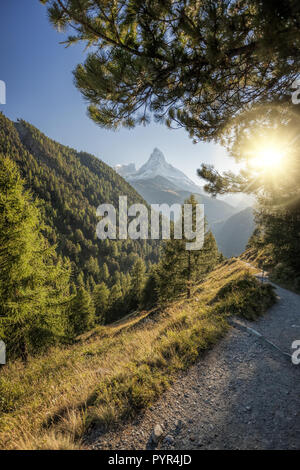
left=251, top=146, right=285, bottom=170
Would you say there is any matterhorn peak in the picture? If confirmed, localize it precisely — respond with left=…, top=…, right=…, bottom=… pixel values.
left=148, top=148, right=166, bottom=164
left=115, top=147, right=202, bottom=194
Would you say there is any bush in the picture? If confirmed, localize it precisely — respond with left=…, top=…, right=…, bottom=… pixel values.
left=273, top=263, right=296, bottom=283
left=215, top=273, right=276, bottom=320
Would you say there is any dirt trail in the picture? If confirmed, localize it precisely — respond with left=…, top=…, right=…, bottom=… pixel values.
left=89, top=277, right=300, bottom=450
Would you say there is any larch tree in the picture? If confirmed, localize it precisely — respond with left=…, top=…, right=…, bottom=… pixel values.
left=0, top=156, right=71, bottom=361
left=69, top=286, right=95, bottom=336
left=129, top=258, right=146, bottom=308
left=93, top=281, right=110, bottom=323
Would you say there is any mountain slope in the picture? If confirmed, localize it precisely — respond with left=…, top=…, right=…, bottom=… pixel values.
left=0, top=113, right=158, bottom=287
left=129, top=175, right=236, bottom=225
left=0, top=259, right=268, bottom=449
left=212, top=207, right=254, bottom=257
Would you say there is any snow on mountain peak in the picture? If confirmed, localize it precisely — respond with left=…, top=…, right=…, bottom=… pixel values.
left=115, top=148, right=203, bottom=194
left=148, top=148, right=166, bottom=165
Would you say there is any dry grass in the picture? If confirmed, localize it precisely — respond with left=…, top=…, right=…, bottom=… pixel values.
left=0, top=259, right=268, bottom=450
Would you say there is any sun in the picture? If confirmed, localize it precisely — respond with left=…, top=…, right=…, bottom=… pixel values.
left=250, top=145, right=285, bottom=171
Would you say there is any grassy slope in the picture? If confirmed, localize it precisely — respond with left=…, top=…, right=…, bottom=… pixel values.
left=0, top=260, right=275, bottom=450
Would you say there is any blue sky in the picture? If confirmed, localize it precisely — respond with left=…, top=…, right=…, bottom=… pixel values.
left=0, top=0, right=237, bottom=185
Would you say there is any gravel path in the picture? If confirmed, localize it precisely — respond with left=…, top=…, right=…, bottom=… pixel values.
left=89, top=278, right=300, bottom=450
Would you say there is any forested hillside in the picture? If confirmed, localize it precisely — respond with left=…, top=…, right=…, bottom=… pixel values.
left=0, top=113, right=159, bottom=290
left=0, top=113, right=223, bottom=362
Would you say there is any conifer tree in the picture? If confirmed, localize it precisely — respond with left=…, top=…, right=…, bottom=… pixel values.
left=88, top=275, right=96, bottom=292
left=43, top=0, right=300, bottom=142
left=157, top=195, right=219, bottom=302
left=69, top=286, right=95, bottom=336
left=198, top=230, right=220, bottom=276
left=0, top=157, right=71, bottom=360
left=141, top=266, right=159, bottom=308
left=198, top=105, right=300, bottom=277
left=105, top=281, right=123, bottom=323
left=77, top=271, right=85, bottom=288
left=101, top=263, right=110, bottom=283
left=129, top=258, right=146, bottom=308
left=93, top=282, right=110, bottom=324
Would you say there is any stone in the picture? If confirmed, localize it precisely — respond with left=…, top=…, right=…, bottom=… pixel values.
left=152, top=424, right=164, bottom=444
left=164, top=435, right=175, bottom=445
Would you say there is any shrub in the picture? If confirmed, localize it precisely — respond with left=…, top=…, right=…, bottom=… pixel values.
left=215, top=273, right=276, bottom=320
left=273, top=263, right=296, bottom=283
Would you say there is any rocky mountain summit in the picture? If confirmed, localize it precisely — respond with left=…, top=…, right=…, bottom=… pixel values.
left=115, top=148, right=203, bottom=194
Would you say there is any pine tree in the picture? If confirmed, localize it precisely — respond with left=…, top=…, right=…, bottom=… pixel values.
left=101, top=263, right=109, bottom=283
left=85, top=256, right=100, bottom=279
left=69, top=287, right=95, bottom=336
left=43, top=0, right=300, bottom=142
left=141, top=266, right=159, bottom=308
left=77, top=271, right=85, bottom=288
left=198, top=106, right=300, bottom=278
left=197, top=231, right=220, bottom=277
left=93, top=282, right=110, bottom=324
left=70, top=282, right=77, bottom=295
left=88, top=275, right=96, bottom=292
left=129, top=258, right=146, bottom=309
left=0, top=157, right=71, bottom=360
left=250, top=197, right=300, bottom=277
left=157, top=238, right=187, bottom=302
left=105, top=282, right=123, bottom=323
left=157, top=195, right=219, bottom=302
